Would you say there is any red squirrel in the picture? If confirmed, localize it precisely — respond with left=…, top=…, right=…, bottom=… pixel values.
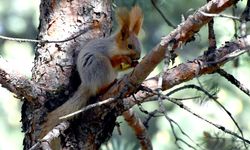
left=41, top=6, right=143, bottom=138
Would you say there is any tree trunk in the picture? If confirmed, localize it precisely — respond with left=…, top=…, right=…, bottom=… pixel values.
left=14, top=0, right=243, bottom=149
left=22, top=0, right=112, bottom=149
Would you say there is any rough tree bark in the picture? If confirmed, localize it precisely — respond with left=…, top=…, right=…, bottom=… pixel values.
left=0, top=0, right=244, bottom=149
left=22, top=0, right=112, bottom=149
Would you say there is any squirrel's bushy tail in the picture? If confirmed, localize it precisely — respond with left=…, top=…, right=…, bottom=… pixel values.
left=40, top=84, right=88, bottom=138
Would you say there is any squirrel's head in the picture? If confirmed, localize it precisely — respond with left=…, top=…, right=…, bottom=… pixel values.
left=115, top=6, right=143, bottom=62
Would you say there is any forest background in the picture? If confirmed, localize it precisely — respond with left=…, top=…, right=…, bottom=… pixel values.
left=0, top=0, right=249, bottom=149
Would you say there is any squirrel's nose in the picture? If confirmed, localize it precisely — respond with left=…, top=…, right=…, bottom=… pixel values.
left=129, top=49, right=140, bottom=60
left=134, top=51, right=141, bottom=60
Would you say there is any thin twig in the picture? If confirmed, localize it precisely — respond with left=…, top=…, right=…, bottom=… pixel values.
left=140, top=86, right=250, bottom=145
left=240, top=0, right=250, bottom=57
left=156, top=45, right=198, bottom=149
left=170, top=96, right=201, bottom=101
left=206, top=48, right=249, bottom=65
left=157, top=91, right=250, bottom=145
left=144, top=87, right=202, bottom=149
left=59, top=98, right=115, bottom=120
left=140, top=95, right=200, bottom=127
left=216, top=68, right=250, bottom=97
left=157, top=89, right=197, bottom=149
left=0, top=35, right=41, bottom=43
left=199, top=10, right=241, bottom=21
left=163, top=84, right=247, bottom=148
left=240, top=0, right=250, bottom=36
left=29, top=121, right=70, bottom=150
left=207, top=0, right=217, bottom=50
left=232, top=4, right=240, bottom=67
left=143, top=110, right=161, bottom=128
left=165, top=113, right=197, bottom=150
left=0, top=27, right=90, bottom=44
left=151, top=0, right=176, bottom=28
left=232, top=5, right=238, bottom=39
left=187, top=84, right=247, bottom=148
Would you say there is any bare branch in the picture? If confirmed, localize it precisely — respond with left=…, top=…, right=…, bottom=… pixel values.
left=0, top=56, right=40, bottom=102
left=44, top=31, right=250, bottom=147
left=0, top=26, right=90, bottom=44
left=31, top=0, right=242, bottom=119
left=28, top=1, right=244, bottom=148
left=207, top=0, right=217, bottom=50
left=151, top=0, right=176, bottom=28
left=134, top=85, right=250, bottom=145
left=173, top=84, right=247, bottom=148
left=61, top=35, right=250, bottom=123
left=160, top=94, right=250, bottom=145
left=123, top=109, right=153, bottom=150
left=231, top=4, right=240, bottom=67
left=199, top=10, right=241, bottom=20
left=29, top=121, right=70, bottom=150
left=0, top=35, right=41, bottom=43
left=121, top=35, right=250, bottom=110
left=102, top=0, right=238, bottom=101
left=59, top=98, right=115, bottom=120
left=240, top=0, right=250, bottom=36
left=156, top=91, right=198, bottom=149
left=57, top=34, right=250, bottom=147
left=217, top=68, right=250, bottom=96
left=232, top=5, right=238, bottom=38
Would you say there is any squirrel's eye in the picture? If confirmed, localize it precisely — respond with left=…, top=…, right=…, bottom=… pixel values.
left=128, top=44, right=133, bottom=49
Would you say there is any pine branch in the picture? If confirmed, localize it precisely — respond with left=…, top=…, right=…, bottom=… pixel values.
left=0, top=56, right=40, bottom=102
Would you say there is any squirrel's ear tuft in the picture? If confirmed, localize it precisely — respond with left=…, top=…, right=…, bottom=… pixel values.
left=116, top=7, right=130, bottom=40
left=129, top=6, right=143, bottom=35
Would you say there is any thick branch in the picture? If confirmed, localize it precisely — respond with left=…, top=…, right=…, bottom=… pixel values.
left=0, top=56, right=40, bottom=102
left=125, top=35, right=250, bottom=108
left=102, top=0, right=237, bottom=100
left=63, top=35, right=250, bottom=147
left=27, top=0, right=240, bottom=149
left=123, top=109, right=152, bottom=150
left=74, top=37, right=247, bottom=118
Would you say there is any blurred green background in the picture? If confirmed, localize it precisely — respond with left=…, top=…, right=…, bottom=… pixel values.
left=0, top=0, right=249, bottom=150
left=0, top=0, right=39, bottom=150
